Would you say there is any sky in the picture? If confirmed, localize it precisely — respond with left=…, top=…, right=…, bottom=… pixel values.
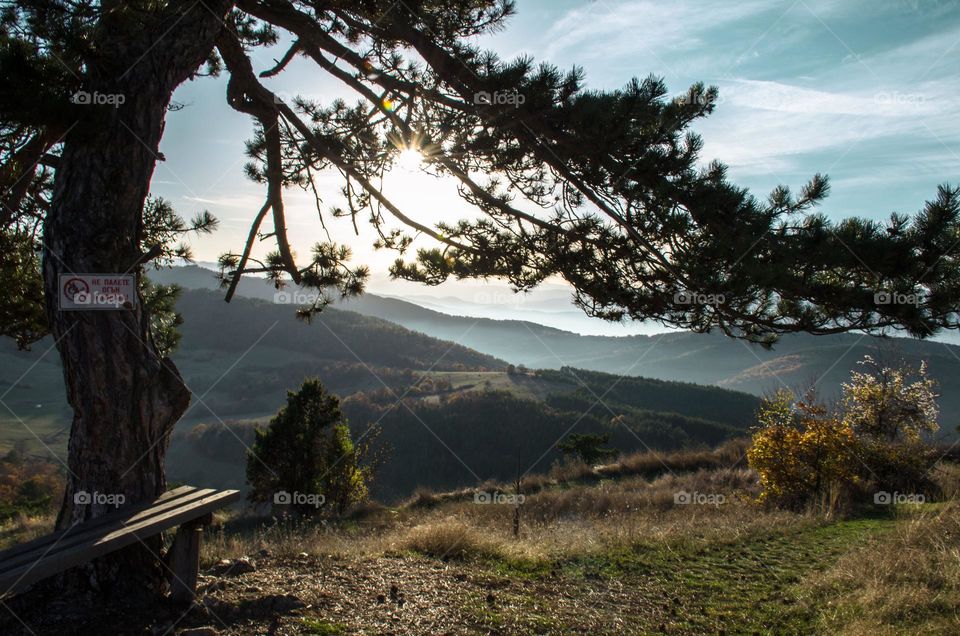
left=150, top=0, right=960, bottom=336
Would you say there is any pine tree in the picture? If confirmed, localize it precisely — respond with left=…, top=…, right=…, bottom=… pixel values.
left=247, top=379, right=373, bottom=517
left=557, top=433, right=617, bottom=465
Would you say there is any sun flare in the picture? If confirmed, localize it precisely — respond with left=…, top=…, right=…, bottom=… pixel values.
left=394, top=147, right=424, bottom=172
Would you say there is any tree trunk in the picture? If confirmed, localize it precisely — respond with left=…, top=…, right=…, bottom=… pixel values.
left=41, top=1, right=233, bottom=596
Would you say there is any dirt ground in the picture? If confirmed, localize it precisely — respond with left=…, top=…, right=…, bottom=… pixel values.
left=0, top=552, right=666, bottom=635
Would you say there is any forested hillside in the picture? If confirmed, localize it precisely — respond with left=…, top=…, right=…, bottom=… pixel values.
left=1, top=285, right=761, bottom=503
left=169, top=371, right=758, bottom=502
left=0, top=288, right=503, bottom=454
left=155, top=266, right=960, bottom=433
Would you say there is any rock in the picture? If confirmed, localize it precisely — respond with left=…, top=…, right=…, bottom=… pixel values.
left=268, top=594, right=305, bottom=613
left=210, top=557, right=256, bottom=576
left=178, top=628, right=219, bottom=636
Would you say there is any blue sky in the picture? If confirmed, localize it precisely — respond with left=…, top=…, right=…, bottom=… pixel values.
left=150, top=0, right=960, bottom=334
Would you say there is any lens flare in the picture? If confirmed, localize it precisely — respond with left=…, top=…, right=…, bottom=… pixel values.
left=395, top=147, right=423, bottom=171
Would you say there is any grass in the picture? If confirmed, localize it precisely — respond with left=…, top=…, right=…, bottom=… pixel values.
left=220, top=446, right=957, bottom=633
left=649, top=516, right=893, bottom=633
left=0, top=512, right=54, bottom=549
left=431, top=509, right=906, bottom=634
left=432, top=369, right=571, bottom=401
left=3, top=443, right=956, bottom=634
left=301, top=617, right=348, bottom=634
left=801, top=501, right=960, bottom=635
left=399, top=516, right=500, bottom=560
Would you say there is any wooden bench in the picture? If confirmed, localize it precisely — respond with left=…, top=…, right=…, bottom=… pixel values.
left=0, top=485, right=240, bottom=601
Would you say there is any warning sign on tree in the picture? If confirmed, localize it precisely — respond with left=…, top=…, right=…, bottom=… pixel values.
left=59, top=274, right=137, bottom=311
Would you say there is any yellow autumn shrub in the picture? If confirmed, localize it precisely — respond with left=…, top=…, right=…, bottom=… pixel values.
left=748, top=389, right=858, bottom=511
left=749, top=357, right=940, bottom=511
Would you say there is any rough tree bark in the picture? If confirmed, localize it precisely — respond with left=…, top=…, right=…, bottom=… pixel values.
left=41, top=1, right=234, bottom=595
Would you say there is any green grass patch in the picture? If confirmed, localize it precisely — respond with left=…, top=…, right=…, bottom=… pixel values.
left=491, top=555, right=553, bottom=580
left=470, top=515, right=896, bottom=634
left=461, top=588, right=563, bottom=633
left=301, top=617, right=347, bottom=634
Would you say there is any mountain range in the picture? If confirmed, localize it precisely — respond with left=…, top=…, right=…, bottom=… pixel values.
left=152, top=265, right=960, bottom=435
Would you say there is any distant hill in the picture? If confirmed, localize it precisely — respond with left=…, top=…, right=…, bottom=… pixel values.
left=155, top=265, right=960, bottom=433
left=338, top=294, right=960, bottom=430
left=1, top=282, right=763, bottom=498
left=7, top=266, right=952, bottom=501
left=0, top=275, right=765, bottom=500
left=0, top=287, right=504, bottom=454
left=169, top=369, right=760, bottom=502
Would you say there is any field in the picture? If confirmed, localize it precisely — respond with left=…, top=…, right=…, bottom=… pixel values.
left=433, top=370, right=571, bottom=402
left=3, top=445, right=957, bottom=635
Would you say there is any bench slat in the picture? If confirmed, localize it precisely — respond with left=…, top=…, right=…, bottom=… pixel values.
left=0, top=488, right=240, bottom=596
left=0, top=486, right=198, bottom=563
left=0, top=487, right=213, bottom=572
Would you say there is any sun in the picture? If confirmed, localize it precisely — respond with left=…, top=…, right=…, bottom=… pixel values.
left=394, top=147, right=424, bottom=172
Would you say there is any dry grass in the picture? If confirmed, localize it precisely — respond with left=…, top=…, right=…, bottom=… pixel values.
left=212, top=451, right=954, bottom=635
left=405, top=438, right=753, bottom=510
left=11, top=451, right=960, bottom=634
left=404, top=486, right=441, bottom=509
left=0, top=512, right=55, bottom=549
left=932, top=462, right=960, bottom=500
left=209, top=462, right=809, bottom=572
left=204, top=440, right=802, bottom=572
left=541, top=438, right=751, bottom=486
left=802, top=492, right=960, bottom=634
left=396, top=517, right=498, bottom=560
left=606, top=438, right=749, bottom=478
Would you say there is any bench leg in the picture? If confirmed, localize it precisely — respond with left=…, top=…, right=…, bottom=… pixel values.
left=167, top=513, right=211, bottom=603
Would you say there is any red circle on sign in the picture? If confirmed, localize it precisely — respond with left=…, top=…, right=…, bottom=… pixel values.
left=62, top=278, right=90, bottom=301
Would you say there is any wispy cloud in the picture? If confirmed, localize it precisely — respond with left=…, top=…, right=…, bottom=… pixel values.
left=542, top=0, right=775, bottom=66
left=720, top=79, right=944, bottom=117
left=183, top=194, right=263, bottom=209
